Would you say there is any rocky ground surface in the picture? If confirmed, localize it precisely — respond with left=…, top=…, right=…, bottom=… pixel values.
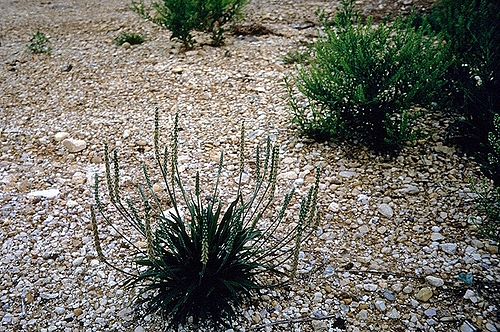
left=0, top=0, right=498, bottom=331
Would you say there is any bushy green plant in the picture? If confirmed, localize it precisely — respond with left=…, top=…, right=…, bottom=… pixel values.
left=471, top=114, right=499, bottom=240
left=288, top=0, right=450, bottom=151
left=114, top=32, right=145, bottom=46
left=487, top=115, right=500, bottom=184
left=132, top=0, right=248, bottom=48
left=91, top=111, right=320, bottom=329
left=198, top=0, right=248, bottom=45
left=421, top=0, right=499, bottom=163
left=28, top=31, right=51, bottom=54
left=472, top=180, right=499, bottom=242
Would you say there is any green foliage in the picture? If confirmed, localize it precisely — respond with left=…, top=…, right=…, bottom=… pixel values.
left=28, top=31, right=51, bottom=54
left=472, top=180, right=499, bottom=242
left=487, top=115, right=500, bottom=184
left=114, top=32, right=145, bottom=46
left=384, top=110, right=421, bottom=151
left=289, top=0, right=450, bottom=151
left=199, top=0, right=248, bottom=45
left=471, top=115, right=499, bottom=239
left=425, top=0, right=498, bottom=55
left=421, top=0, right=499, bottom=164
left=132, top=0, right=248, bottom=48
left=91, top=111, right=320, bottom=329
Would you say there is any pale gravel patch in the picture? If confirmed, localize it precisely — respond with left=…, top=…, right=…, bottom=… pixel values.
left=1, top=1, right=499, bottom=332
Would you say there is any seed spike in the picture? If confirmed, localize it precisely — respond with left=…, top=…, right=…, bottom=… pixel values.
left=263, top=137, right=271, bottom=178
left=291, top=197, right=307, bottom=278
left=255, top=145, right=261, bottom=181
left=113, top=149, right=121, bottom=203
left=201, top=221, right=209, bottom=266
left=239, top=122, right=245, bottom=176
left=104, top=144, right=115, bottom=203
left=93, top=174, right=101, bottom=206
left=154, top=107, right=160, bottom=156
left=171, top=113, right=179, bottom=188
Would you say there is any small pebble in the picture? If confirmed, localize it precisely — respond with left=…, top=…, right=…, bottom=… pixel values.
left=383, top=290, right=396, bottom=302
left=415, top=287, right=433, bottom=302
left=72, top=257, right=85, bottom=267
left=426, top=276, right=444, bottom=287
left=424, top=308, right=437, bottom=318
left=378, top=203, right=394, bottom=218
left=375, top=300, right=386, bottom=312
left=357, top=310, right=368, bottom=320
left=55, top=307, right=65, bottom=315
left=387, top=308, right=400, bottom=319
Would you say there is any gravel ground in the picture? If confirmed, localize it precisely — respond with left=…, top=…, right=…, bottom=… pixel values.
left=1, top=0, right=498, bottom=331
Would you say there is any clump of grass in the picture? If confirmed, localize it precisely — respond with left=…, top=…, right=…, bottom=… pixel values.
left=91, top=109, right=321, bottom=329
left=114, top=32, right=145, bottom=46
left=28, top=31, right=51, bottom=54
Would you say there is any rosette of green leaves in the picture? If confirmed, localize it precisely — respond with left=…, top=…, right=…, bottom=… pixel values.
left=91, top=110, right=320, bottom=329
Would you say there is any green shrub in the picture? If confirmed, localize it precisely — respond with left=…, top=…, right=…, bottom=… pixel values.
left=132, top=0, right=248, bottom=48
left=421, top=0, right=499, bottom=165
left=487, top=114, right=500, bottom=184
left=28, top=31, right=51, bottom=54
left=91, top=111, right=320, bottom=329
left=472, top=180, right=499, bottom=242
left=114, top=32, right=145, bottom=46
left=199, top=0, right=249, bottom=45
left=288, top=0, right=450, bottom=151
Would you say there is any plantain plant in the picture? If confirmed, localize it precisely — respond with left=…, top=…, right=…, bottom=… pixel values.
left=91, top=110, right=321, bottom=329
